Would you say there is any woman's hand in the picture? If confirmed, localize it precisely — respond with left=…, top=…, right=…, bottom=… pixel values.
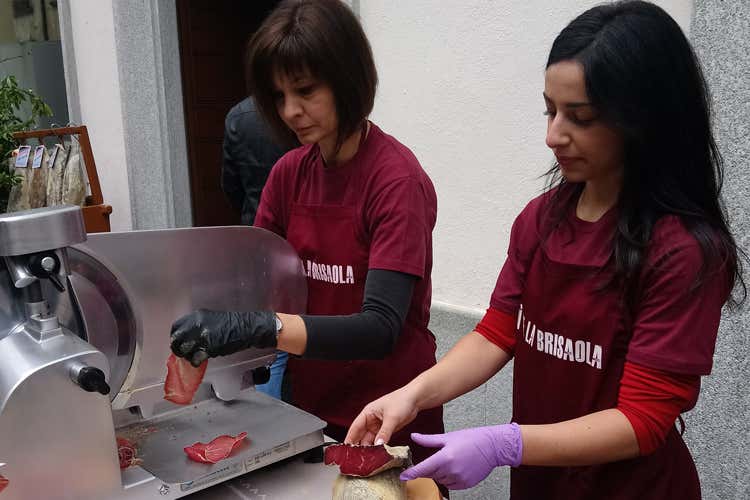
left=347, top=332, right=512, bottom=446
left=399, top=424, right=523, bottom=490
left=345, top=387, right=420, bottom=446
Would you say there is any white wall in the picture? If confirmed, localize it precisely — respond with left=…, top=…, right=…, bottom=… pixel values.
left=58, top=0, right=693, bottom=278
left=64, top=0, right=132, bottom=231
left=360, top=0, right=693, bottom=309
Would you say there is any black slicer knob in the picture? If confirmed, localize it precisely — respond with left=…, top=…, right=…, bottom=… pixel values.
left=77, top=366, right=111, bottom=395
left=27, top=251, right=66, bottom=292
left=28, top=251, right=59, bottom=277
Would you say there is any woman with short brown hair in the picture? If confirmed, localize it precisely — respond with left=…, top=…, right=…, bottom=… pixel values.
left=247, top=0, right=377, bottom=155
left=170, top=0, right=445, bottom=468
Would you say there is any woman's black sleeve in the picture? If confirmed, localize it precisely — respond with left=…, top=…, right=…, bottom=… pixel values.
left=301, top=268, right=416, bottom=360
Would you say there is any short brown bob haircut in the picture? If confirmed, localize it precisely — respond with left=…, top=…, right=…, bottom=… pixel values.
left=246, top=0, right=378, bottom=151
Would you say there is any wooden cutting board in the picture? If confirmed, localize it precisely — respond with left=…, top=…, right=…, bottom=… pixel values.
left=406, top=478, right=442, bottom=499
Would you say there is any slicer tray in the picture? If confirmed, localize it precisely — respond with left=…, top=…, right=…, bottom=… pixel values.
left=117, top=391, right=326, bottom=492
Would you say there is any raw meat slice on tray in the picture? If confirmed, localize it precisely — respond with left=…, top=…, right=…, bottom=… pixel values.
left=0, top=474, right=8, bottom=493
left=184, top=432, right=248, bottom=464
left=117, top=437, right=142, bottom=469
left=164, top=353, right=207, bottom=404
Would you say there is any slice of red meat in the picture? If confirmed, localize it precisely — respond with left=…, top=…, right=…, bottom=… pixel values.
left=117, top=437, right=141, bottom=469
left=0, top=474, right=8, bottom=493
left=324, top=443, right=412, bottom=477
left=184, top=432, right=248, bottom=464
left=164, top=353, right=207, bottom=405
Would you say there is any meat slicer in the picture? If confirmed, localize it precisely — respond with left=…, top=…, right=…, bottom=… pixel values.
left=0, top=206, right=326, bottom=499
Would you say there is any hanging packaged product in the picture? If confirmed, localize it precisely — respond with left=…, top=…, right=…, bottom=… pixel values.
left=46, top=143, right=69, bottom=207
left=6, top=145, right=33, bottom=212
left=28, top=144, right=49, bottom=208
left=61, top=137, right=87, bottom=206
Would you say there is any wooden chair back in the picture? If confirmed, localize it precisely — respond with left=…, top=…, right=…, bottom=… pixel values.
left=13, top=126, right=112, bottom=233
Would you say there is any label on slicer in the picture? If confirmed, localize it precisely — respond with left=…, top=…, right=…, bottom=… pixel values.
left=244, top=441, right=296, bottom=472
left=179, top=461, right=244, bottom=493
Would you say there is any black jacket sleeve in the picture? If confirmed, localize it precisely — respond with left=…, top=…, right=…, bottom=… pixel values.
left=221, top=106, right=246, bottom=213
left=221, top=98, right=289, bottom=225
left=301, top=269, right=416, bottom=360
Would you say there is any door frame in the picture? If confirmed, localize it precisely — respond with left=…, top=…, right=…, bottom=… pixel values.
left=59, top=0, right=193, bottom=230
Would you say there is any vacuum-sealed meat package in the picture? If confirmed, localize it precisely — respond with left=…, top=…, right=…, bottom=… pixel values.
left=61, top=138, right=87, bottom=206
left=46, top=143, right=69, bottom=207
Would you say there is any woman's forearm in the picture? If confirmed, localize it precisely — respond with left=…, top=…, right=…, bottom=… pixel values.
left=287, top=269, right=415, bottom=360
left=520, top=408, right=639, bottom=466
left=407, top=332, right=512, bottom=411
left=275, top=313, right=307, bottom=355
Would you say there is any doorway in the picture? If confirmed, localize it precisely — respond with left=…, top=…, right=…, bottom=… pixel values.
left=176, top=0, right=280, bottom=227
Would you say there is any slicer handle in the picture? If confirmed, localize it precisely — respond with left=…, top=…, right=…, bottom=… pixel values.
left=70, top=365, right=111, bottom=396
left=27, top=251, right=66, bottom=292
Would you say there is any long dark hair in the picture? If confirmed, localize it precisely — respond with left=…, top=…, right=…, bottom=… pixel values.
left=246, top=0, right=377, bottom=152
left=544, top=0, right=745, bottom=308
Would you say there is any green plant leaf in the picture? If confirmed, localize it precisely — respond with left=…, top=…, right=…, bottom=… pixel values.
left=0, top=75, right=54, bottom=194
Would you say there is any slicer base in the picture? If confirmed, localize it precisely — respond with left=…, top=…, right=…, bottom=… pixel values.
left=117, top=390, right=326, bottom=498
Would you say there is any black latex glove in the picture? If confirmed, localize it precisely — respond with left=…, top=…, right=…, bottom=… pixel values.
left=170, top=309, right=278, bottom=367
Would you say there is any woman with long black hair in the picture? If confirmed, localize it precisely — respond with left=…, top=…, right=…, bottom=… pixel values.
left=346, top=1, right=745, bottom=498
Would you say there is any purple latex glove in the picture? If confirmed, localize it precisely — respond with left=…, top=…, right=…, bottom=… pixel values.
left=400, top=423, right=523, bottom=490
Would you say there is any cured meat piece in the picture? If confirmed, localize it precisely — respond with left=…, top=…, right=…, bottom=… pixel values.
left=61, top=138, right=87, bottom=206
left=324, top=444, right=411, bottom=478
left=332, top=468, right=406, bottom=500
left=184, top=432, right=248, bottom=464
left=0, top=473, right=8, bottom=493
left=164, top=353, right=207, bottom=404
left=46, top=143, right=69, bottom=206
left=28, top=146, right=48, bottom=209
left=117, top=437, right=142, bottom=469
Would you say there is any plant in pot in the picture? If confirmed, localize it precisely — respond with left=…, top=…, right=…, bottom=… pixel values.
left=0, top=75, right=53, bottom=212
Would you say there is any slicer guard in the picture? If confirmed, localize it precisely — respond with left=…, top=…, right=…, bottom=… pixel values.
left=0, top=207, right=326, bottom=499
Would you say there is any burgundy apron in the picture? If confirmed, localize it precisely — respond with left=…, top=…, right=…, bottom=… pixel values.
left=509, top=228, right=701, bottom=499
left=284, top=166, right=443, bottom=465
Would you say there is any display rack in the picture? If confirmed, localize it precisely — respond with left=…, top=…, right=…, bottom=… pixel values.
left=13, top=125, right=112, bottom=232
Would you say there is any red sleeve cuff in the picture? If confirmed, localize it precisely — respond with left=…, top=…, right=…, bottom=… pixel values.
left=617, top=361, right=700, bottom=455
left=475, top=307, right=516, bottom=355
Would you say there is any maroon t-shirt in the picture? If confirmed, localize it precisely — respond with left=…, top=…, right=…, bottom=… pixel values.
left=255, top=123, right=444, bottom=464
left=490, top=186, right=729, bottom=499
left=255, top=122, right=436, bottom=332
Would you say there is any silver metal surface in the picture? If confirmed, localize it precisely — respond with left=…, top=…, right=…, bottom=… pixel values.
left=3, top=255, right=36, bottom=288
left=24, top=311, right=63, bottom=341
left=0, top=205, right=86, bottom=256
left=187, top=453, right=340, bottom=500
left=0, top=223, right=316, bottom=499
left=41, top=255, right=56, bottom=271
left=60, top=226, right=308, bottom=414
left=0, top=273, right=24, bottom=343
left=46, top=248, right=138, bottom=399
left=118, top=391, right=325, bottom=489
left=5, top=248, right=71, bottom=291
left=0, top=323, right=121, bottom=500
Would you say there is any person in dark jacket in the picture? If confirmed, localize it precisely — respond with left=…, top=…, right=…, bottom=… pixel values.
left=221, top=96, right=290, bottom=226
left=221, top=96, right=292, bottom=399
